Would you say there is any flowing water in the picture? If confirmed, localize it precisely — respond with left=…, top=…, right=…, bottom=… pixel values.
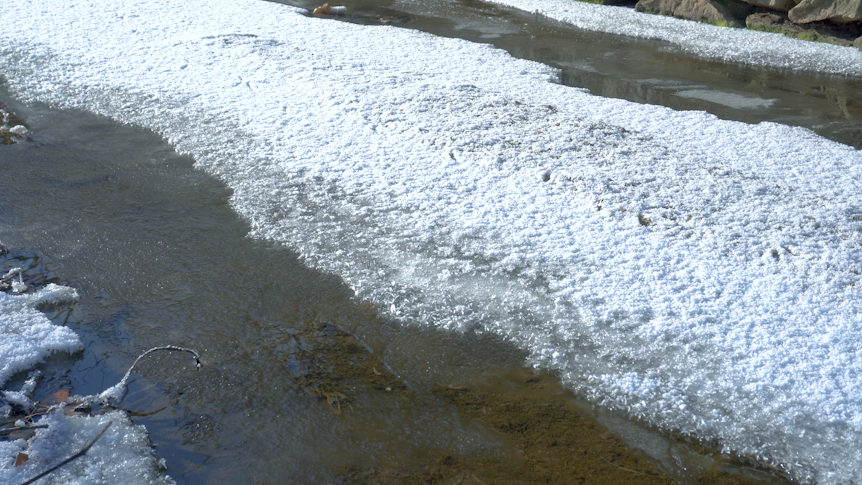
left=0, top=85, right=540, bottom=483
left=1, top=0, right=861, bottom=483
left=270, top=0, right=862, bottom=148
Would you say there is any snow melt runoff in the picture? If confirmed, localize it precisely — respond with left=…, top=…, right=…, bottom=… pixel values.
left=1, top=0, right=861, bottom=483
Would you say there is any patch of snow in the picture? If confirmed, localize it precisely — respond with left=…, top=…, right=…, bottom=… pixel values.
left=0, top=257, right=174, bottom=484
left=2, top=411, right=174, bottom=485
left=7, top=125, right=27, bottom=136
left=0, top=285, right=81, bottom=387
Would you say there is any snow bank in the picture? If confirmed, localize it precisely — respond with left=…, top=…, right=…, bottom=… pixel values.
left=1, top=1, right=861, bottom=483
left=1, top=411, right=174, bottom=485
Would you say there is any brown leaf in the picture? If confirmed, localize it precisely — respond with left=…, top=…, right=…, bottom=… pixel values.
left=42, top=389, right=70, bottom=406
left=312, top=3, right=332, bottom=14
left=15, top=453, right=28, bottom=467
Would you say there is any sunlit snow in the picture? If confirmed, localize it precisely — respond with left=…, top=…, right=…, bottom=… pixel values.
left=1, top=0, right=861, bottom=483
left=483, top=0, right=862, bottom=75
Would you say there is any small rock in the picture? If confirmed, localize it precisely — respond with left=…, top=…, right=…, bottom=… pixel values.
left=312, top=3, right=346, bottom=15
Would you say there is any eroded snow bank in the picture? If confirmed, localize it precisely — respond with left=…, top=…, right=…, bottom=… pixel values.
left=483, top=0, right=862, bottom=76
left=0, top=284, right=81, bottom=388
left=1, top=410, right=174, bottom=485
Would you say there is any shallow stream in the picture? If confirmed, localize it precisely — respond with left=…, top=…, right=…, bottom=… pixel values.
left=1, top=0, right=860, bottom=483
left=272, top=0, right=862, bottom=148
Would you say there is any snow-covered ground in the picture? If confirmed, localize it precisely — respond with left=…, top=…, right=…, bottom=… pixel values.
left=1, top=0, right=861, bottom=483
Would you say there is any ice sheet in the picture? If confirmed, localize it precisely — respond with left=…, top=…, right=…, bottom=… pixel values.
left=1, top=1, right=862, bottom=483
left=2, top=411, right=175, bottom=485
left=0, top=285, right=81, bottom=388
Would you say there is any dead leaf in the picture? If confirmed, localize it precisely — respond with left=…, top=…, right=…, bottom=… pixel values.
left=42, top=389, right=70, bottom=406
left=15, top=453, right=28, bottom=467
left=312, top=3, right=332, bottom=14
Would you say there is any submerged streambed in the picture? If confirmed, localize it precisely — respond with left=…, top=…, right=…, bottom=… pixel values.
left=0, top=84, right=781, bottom=485
left=2, top=0, right=862, bottom=483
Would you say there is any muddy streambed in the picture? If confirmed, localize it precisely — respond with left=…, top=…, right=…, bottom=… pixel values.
left=272, top=0, right=862, bottom=148
left=0, top=83, right=793, bottom=484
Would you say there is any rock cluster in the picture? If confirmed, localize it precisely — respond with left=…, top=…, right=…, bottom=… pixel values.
left=633, top=0, right=862, bottom=47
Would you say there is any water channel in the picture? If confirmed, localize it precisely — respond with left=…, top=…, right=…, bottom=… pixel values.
left=272, top=0, right=862, bottom=148
left=1, top=0, right=860, bottom=483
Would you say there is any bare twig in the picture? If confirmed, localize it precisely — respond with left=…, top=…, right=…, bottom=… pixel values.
left=98, top=346, right=202, bottom=403
left=5, top=346, right=201, bottom=484
left=0, top=425, right=48, bottom=437
left=0, top=268, right=22, bottom=282
left=19, top=421, right=112, bottom=485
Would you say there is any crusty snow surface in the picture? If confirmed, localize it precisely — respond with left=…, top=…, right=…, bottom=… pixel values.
left=0, top=285, right=81, bottom=389
left=1, top=1, right=861, bottom=483
left=1, top=410, right=175, bottom=485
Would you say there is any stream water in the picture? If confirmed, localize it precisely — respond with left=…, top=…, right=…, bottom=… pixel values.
left=1, top=0, right=860, bottom=483
left=271, top=0, right=862, bottom=148
left=0, top=85, right=539, bottom=483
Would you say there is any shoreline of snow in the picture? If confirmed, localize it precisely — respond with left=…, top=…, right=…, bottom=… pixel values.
left=1, top=1, right=862, bottom=483
left=484, top=0, right=862, bottom=77
left=0, top=261, right=174, bottom=484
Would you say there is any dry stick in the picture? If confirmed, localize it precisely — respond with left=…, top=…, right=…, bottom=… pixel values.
left=13, top=347, right=200, bottom=484
left=100, top=346, right=202, bottom=403
left=19, top=421, right=112, bottom=485
left=0, top=268, right=23, bottom=291
left=0, top=268, right=22, bottom=282
left=0, top=425, right=48, bottom=436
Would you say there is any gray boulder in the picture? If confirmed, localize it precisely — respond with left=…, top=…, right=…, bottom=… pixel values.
left=737, top=0, right=798, bottom=12
left=789, top=0, right=862, bottom=23
left=855, top=34, right=862, bottom=47
left=746, top=11, right=856, bottom=44
left=636, top=0, right=682, bottom=15
left=636, top=0, right=745, bottom=25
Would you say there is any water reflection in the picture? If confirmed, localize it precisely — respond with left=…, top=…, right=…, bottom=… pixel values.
left=270, top=0, right=862, bottom=147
